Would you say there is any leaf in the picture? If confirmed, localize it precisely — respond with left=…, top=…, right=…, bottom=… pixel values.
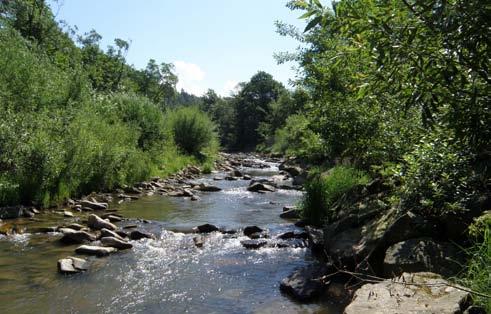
left=312, top=0, right=323, bottom=9
left=304, top=16, right=322, bottom=32
left=299, top=10, right=317, bottom=19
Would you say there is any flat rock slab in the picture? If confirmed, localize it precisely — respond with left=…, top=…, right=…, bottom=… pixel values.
left=344, top=272, right=471, bottom=314
left=58, top=256, right=89, bottom=274
left=247, top=183, right=276, bottom=193
left=80, top=200, right=108, bottom=210
left=279, top=265, right=328, bottom=302
left=101, top=236, right=132, bottom=250
left=241, top=239, right=267, bottom=249
left=196, top=184, right=222, bottom=192
left=75, top=245, right=117, bottom=257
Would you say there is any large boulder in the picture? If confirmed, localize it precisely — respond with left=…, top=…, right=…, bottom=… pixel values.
left=279, top=265, right=329, bottom=302
left=100, top=236, right=133, bottom=250
left=75, top=245, right=117, bottom=257
left=383, top=237, right=464, bottom=277
left=60, top=230, right=96, bottom=244
left=344, top=272, right=471, bottom=314
left=87, top=214, right=117, bottom=231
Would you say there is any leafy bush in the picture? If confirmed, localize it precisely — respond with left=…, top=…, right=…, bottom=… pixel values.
left=302, top=166, right=369, bottom=226
left=165, top=106, right=218, bottom=155
left=272, top=114, right=324, bottom=161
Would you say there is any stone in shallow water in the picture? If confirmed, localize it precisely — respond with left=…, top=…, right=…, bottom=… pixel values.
left=75, top=245, right=117, bottom=257
left=344, top=272, right=471, bottom=314
left=57, top=256, right=89, bottom=274
left=279, top=265, right=328, bottom=302
left=87, top=214, right=117, bottom=231
left=195, top=224, right=219, bottom=233
left=100, top=236, right=132, bottom=250
left=243, top=226, right=263, bottom=237
left=60, top=230, right=96, bottom=244
left=129, top=230, right=154, bottom=240
left=241, top=239, right=267, bottom=249
left=193, top=235, right=205, bottom=248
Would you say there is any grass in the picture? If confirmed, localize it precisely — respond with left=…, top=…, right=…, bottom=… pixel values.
left=301, top=165, right=369, bottom=226
left=459, top=213, right=491, bottom=311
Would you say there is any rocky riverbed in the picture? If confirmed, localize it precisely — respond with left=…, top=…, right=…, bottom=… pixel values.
left=0, top=153, right=485, bottom=313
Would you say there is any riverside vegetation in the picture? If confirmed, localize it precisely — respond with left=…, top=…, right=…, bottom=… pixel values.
left=0, top=0, right=489, bottom=313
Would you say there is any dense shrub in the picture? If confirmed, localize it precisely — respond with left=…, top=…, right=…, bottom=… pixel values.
left=302, top=166, right=369, bottom=226
left=165, top=106, right=218, bottom=155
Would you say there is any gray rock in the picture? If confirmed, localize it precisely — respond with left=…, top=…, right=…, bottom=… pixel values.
left=60, top=230, right=96, bottom=244
left=241, top=239, right=267, bottom=249
left=58, top=258, right=78, bottom=274
left=101, top=236, right=132, bottom=250
left=196, top=224, right=219, bottom=233
left=243, top=226, right=263, bottom=237
left=75, top=245, right=117, bottom=256
left=230, top=169, right=243, bottom=177
left=193, top=235, right=205, bottom=248
left=280, top=209, right=300, bottom=219
left=129, top=230, right=154, bottom=240
left=58, top=227, right=78, bottom=234
left=279, top=265, right=328, bottom=302
left=305, top=226, right=325, bottom=254
left=196, top=184, right=222, bottom=192
left=68, top=256, right=89, bottom=270
left=80, top=200, right=108, bottom=210
left=63, top=210, right=74, bottom=217
left=247, top=182, right=276, bottom=193
left=87, top=214, right=117, bottom=231
left=65, top=223, right=84, bottom=230
left=344, top=272, right=471, bottom=314
left=278, top=231, right=308, bottom=240
left=101, top=228, right=125, bottom=240
left=383, top=237, right=464, bottom=277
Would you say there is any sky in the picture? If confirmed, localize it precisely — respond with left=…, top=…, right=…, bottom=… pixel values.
left=48, top=0, right=313, bottom=96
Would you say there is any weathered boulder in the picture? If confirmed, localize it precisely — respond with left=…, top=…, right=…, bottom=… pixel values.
left=279, top=265, right=328, bottom=302
left=58, top=256, right=89, bottom=274
left=129, top=230, right=154, bottom=240
left=87, top=214, right=117, bottom=231
left=243, top=226, right=263, bottom=237
left=75, top=245, right=117, bottom=257
left=196, top=224, right=219, bottom=233
left=247, top=182, right=276, bottom=193
left=101, top=236, right=132, bottom=250
left=344, top=272, right=471, bottom=314
left=65, top=223, right=84, bottom=231
left=80, top=200, right=108, bottom=210
left=241, top=239, right=267, bottom=249
left=60, top=230, right=96, bottom=244
left=383, top=237, right=464, bottom=277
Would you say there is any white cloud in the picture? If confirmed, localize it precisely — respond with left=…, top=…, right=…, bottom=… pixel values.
left=220, top=80, right=239, bottom=97
left=174, top=60, right=206, bottom=96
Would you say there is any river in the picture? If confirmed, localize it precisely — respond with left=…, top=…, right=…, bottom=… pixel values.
left=0, top=155, right=341, bottom=313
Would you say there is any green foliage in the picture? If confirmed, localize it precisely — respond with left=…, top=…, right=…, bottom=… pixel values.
left=165, top=106, right=218, bottom=156
left=460, top=215, right=491, bottom=312
left=302, top=166, right=369, bottom=226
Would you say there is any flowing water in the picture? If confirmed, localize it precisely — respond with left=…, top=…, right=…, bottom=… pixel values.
left=0, top=156, right=341, bottom=313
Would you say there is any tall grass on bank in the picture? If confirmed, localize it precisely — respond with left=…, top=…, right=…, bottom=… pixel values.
left=301, top=166, right=369, bottom=226
left=460, top=214, right=491, bottom=312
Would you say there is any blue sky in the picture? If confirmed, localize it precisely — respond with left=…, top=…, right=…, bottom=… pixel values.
left=48, top=0, right=313, bottom=96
